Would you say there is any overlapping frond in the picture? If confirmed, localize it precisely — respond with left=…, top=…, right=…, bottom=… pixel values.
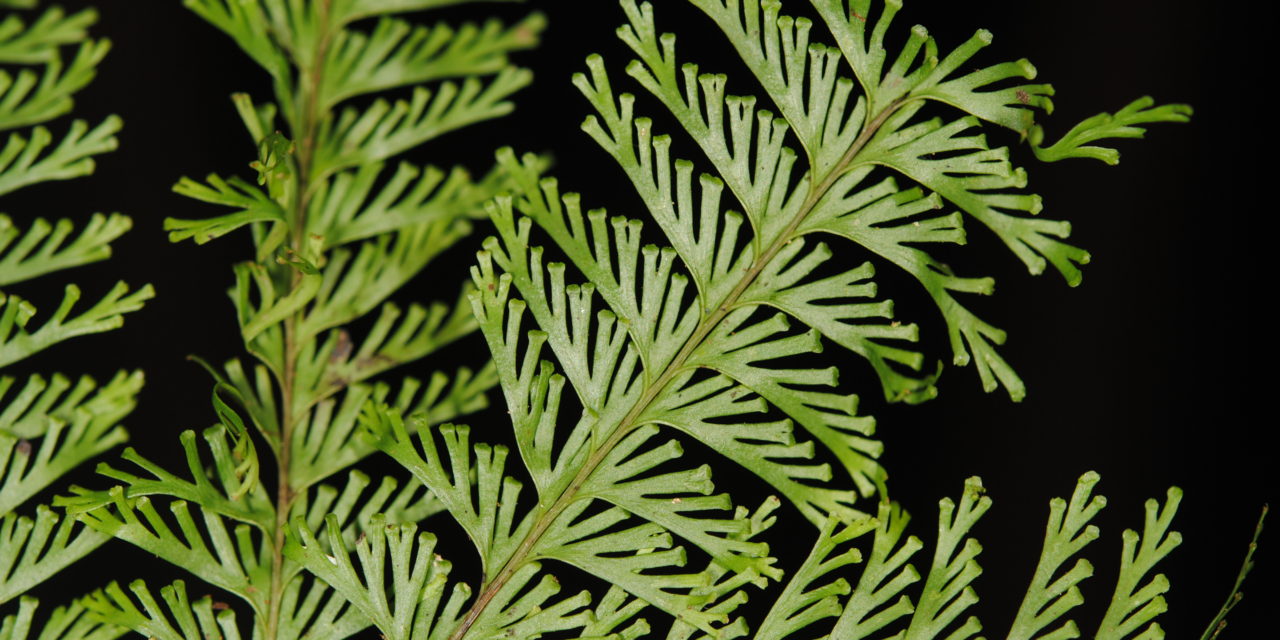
left=286, top=515, right=473, bottom=640
left=0, top=506, right=108, bottom=604
left=69, top=0, right=538, bottom=638
left=289, top=368, right=494, bottom=489
left=44, top=4, right=1203, bottom=640
left=72, top=488, right=272, bottom=608
left=485, top=170, right=879, bottom=525
left=82, top=581, right=242, bottom=640
left=0, top=0, right=141, bottom=634
left=753, top=516, right=875, bottom=640
left=612, top=0, right=1187, bottom=400
left=0, top=370, right=139, bottom=512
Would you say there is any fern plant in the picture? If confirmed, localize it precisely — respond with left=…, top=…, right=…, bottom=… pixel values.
left=0, top=3, right=151, bottom=640
left=269, top=0, right=1225, bottom=638
left=49, top=2, right=543, bottom=640
left=35, top=1, right=1255, bottom=640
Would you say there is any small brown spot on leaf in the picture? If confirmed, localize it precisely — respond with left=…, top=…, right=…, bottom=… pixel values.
left=16, top=440, right=32, bottom=456
left=331, top=330, right=353, bottom=362
left=1016, top=89, right=1031, bottom=105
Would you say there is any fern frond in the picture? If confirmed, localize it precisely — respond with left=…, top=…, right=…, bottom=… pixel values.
left=319, top=14, right=543, bottom=110
left=0, top=370, right=138, bottom=513
left=83, top=580, right=242, bottom=640
left=0, top=505, right=108, bottom=604
left=1030, top=96, right=1194, bottom=165
left=0, top=117, right=119, bottom=197
left=289, top=367, right=492, bottom=489
left=607, top=0, right=1187, bottom=400
left=0, top=7, right=95, bottom=64
left=307, top=160, right=511, bottom=249
left=384, top=1, right=1194, bottom=637
left=584, top=13, right=950, bottom=403
left=1, top=598, right=123, bottom=640
left=286, top=514, right=473, bottom=640
left=1007, top=471, right=1106, bottom=640
left=72, top=489, right=271, bottom=610
left=0, top=214, right=131, bottom=287
left=900, top=477, right=990, bottom=640
left=808, top=0, right=1052, bottom=133
left=304, top=292, right=480, bottom=403
left=60, top=425, right=273, bottom=533
left=753, top=516, right=876, bottom=640
left=293, top=470, right=444, bottom=544
left=296, top=218, right=469, bottom=344
left=312, top=69, right=532, bottom=180
left=166, top=173, right=286, bottom=248
left=485, top=172, right=876, bottom=526
left=1096, top=487, right=1183, bottom=640
left=360, top=405, right=532, bottom=576
left=829, top=500, right=921, bottom=639
left=0, top=40, right=108, bottom=131
left=0, top=283, right=153, bottom=368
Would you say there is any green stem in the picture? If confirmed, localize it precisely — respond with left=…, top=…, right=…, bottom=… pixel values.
left=263, top=3, right=333, bottom=640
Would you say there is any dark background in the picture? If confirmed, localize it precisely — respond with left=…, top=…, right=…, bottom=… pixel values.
left=4, top=0, right=1272, bottom=637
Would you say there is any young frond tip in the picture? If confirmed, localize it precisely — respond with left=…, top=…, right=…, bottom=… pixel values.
left=1030, top=97, right=1193, bottom=165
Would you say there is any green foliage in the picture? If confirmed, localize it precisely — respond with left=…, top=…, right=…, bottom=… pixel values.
left=250, top=1, right=1204, bottom=640
left=1, top=2, right=1237, bottom=640
left=64, top=2, right=541, bottom=640
left=0, top=2, right=145, bottom=640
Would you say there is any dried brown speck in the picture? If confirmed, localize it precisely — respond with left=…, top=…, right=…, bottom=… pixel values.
left=1016, top=89, right=1031, bottom=105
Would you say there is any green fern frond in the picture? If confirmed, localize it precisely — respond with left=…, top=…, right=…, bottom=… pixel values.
left=0, top=370, right=139, bottom=512
left=286, top=514, right=473, bottom=640
left=0, top=7, right=95, bottom=64
left=1030, top=96, right=1194, bottom=165
left=293, top=2, right=1195, bottom=639
left=0, top=214, right=131, bottom=287
left=68, top=1, right=538, bottom=638
left=0, top=282, right=154, bottom=368
left=0, top=39, right=108, bottom=131
left=1, top=598, right=123, bottom=640
left=312, top=70, right=532, bottom=181
left=288, top=366, right=493, bottom=489
left=0, top=506, right=109, bottom=604
left=0, top=118, right=119, bottom=197
left=82, top=581, right=241, bottom=640
left=318, top=14, right=543, bottom=109
left=0, top=0, right=143, bottom=635
left=754, top=516, right=876, bottom=640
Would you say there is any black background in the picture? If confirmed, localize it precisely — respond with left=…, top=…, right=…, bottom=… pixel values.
left=4, top=0, right=1273, bottom=637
